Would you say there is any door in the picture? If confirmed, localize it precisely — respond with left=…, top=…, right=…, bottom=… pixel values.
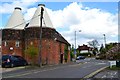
left=60, top=53, right=63, bottom=63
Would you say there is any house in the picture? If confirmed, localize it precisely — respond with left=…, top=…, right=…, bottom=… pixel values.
left=77, top=44, right=93, bottom=54
left=2, top=7, right=25, bottom=56
left=2, top=4, right=71, bottom=65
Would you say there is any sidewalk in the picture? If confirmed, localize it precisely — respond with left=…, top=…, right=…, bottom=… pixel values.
left=93, top=68, right=120, bottom=79
left=2, top=66, right=26, bottom=73
left=1, top=61, right=80, bottom=73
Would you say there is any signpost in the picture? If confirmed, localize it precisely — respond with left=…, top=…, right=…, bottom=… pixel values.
left=109, top=61, right=116, bottom=68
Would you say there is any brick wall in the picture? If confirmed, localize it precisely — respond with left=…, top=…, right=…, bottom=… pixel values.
left=2, top=40, right=24, bottom=56
left=2, top=28, right=71, bottom=65
left=24, top=38, right=62, bottom=65
left=24, top=38, right=71, bottom=65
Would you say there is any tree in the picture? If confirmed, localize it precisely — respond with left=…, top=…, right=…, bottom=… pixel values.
left=99, top=44, right=106, bottom=54
left=76, top=49, right=80, bottom=57
left=25, top=45, right=38, bottom=66
left=88, top=40, right=99, bottom=48
left=64, top=45, right=69, bottom=62
left=70, top=45, right=74, bottom=61
left=88, top=39, right=99, bottom=55
left=106, top=43, right=114, bottom=52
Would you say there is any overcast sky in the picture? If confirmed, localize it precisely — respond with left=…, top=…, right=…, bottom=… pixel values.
left=0, top=0, right=119, bottom=48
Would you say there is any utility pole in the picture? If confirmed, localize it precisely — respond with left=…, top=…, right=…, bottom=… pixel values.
left=38, top=7, right=44, bottom=67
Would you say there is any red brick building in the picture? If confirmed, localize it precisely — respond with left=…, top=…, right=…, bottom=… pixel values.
left=2, top=4, right=71, bottom=65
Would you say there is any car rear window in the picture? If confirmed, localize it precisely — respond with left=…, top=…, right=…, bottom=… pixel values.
left=2, top=55, right=10, bottom=61
left=13, top=56, right=24, bottom=60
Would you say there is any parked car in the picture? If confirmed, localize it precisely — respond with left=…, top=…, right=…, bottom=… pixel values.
left=96, top=55, right=101, bottom=59
left=76, top=56, right=85, bottom=60
left=2, top=55, right=28, bottom=68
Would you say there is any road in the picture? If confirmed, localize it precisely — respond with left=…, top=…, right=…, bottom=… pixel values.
left=2, top=58, right=109, bottom=78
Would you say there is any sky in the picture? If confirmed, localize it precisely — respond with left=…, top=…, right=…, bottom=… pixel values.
left=0, top=0, right=119, bottom=48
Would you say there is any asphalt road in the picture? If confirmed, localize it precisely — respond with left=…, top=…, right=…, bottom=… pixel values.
left=2, top=58, right=109, bottom=78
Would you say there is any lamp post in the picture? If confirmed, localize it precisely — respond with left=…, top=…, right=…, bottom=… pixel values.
left=74, top=30, right=81, bottom=61
left=103, top=34, right=107, bottom=59
left=103, top=34, right=106, bottom=48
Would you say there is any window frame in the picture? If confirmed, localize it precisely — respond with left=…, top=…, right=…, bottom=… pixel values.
left=4, top=41, right=8, bottom=47
left=15, top=41, right=20, bottom=47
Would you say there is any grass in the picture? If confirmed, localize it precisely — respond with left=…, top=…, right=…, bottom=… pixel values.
left=108, top=65, right=120, bottom=70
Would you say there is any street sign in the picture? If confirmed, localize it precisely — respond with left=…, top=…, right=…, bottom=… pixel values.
left=109, top=61, right=116, bottom=68
left=74, top=49, right=76, bottom=54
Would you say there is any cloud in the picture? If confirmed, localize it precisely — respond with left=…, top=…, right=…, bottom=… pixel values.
left=24, top=7, right=37, bottom=21
left=46, top=2, right=118, bottom=46
left=0, top=0, right=39, bottom=14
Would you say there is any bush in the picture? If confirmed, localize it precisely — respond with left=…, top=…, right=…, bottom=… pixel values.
left=115, top=53, right=120, bottom=60
left=109, top=65, right=120, bottom=70
left=25, top=45, right=38, bottom=66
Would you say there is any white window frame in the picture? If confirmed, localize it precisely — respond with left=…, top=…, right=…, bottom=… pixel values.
left=4, top=41, right=7, bottom=47
left=15, top=41, right=20, bottom=47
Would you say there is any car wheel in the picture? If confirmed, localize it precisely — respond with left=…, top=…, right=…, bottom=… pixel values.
left=10, top=63, right=14, bottom=68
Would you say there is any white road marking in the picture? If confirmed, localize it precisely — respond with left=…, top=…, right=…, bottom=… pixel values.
left=102, top=75, right=106, bottom=78
left=95, top=63, right=106, bottom=65
left=82, top=65, right=92, bottom=68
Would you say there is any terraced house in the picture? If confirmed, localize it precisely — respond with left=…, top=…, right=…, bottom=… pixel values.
left=2, top=4, right=71, bottom=65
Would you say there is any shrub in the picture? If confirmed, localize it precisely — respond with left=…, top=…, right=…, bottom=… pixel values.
left=25, top=45, right=38, bottom=66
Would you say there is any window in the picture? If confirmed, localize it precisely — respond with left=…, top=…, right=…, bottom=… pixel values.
left=30, top=41, right=33, bottom=45
left=15, top=41, right=20, bottom=47
left=4, top=41, right=7, bottom=47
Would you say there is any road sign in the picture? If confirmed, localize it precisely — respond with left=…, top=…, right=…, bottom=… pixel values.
left=74, top=49, right=76, bottom=54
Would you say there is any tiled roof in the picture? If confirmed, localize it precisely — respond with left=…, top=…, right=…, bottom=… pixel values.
left=27, top=4, right=54, bottom=29
left=25, top=27, right=70, bottom=45
left=77, top=44, right=92, bottom=51
left=2, top=29, right=24, bottom=40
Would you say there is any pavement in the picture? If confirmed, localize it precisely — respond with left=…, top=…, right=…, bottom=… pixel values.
left=2, top=66, right=26, bottom=73
left=93, top=68, right=120, bottom=79
left=1, top=61, right=79, bottom=73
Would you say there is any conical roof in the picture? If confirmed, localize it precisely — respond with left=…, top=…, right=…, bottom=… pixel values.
left=27, top=4, right=54, bottom=28
left=5, top=7, right=26, bottom=30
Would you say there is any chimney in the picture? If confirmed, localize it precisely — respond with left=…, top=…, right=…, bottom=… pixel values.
left=5, top=7, right=26, bottom=30
left=27, top=4, right=54, bottom=28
